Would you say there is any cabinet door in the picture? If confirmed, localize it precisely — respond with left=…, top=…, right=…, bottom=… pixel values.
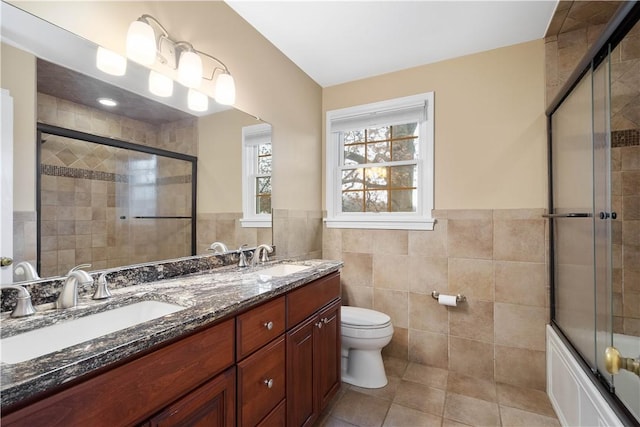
left=286, top=316, right=318, bottom=427
left=316, top=299, right=341, bottom=411
left=147, top=367, right=236, bottom=427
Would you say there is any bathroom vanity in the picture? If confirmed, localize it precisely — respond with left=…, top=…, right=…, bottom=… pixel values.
left=0, top=259, right=342, bottom=426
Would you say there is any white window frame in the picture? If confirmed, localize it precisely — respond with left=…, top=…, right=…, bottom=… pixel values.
left=325, top=92, right=435, bottom=230
left=241, top=123, right=272, bottom=228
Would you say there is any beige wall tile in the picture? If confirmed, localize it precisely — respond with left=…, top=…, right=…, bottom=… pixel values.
left=342, top=229, right=374, bottom=253
left=495, top=345, right=546, bottom=391
left=449, top=337, right=494, bottom=380
left=408, top=222, right=448, bottom=257
left=495, top=303, right=547, bottom=351
left=341, top=252, right=373, bottom=287
left=448, top=258, right=494, bottom=301
left=447, top=218, right=493, bottom=259
left=409, top=330, right=448, bottom=369
left=408, top=256, right=449, bottom=294
left=342, top=284, right=373, bottom=309
left=493, top=219, right=545, bottom=262
left=372, top=230, right=408, bottom=255
left=449, top=300, right=494, bottom=343
left=384, top=326, right=408, bottom=360
left=409, top=292, right=448, bottom=334
left=374, top=288, right=409, bottom=328
left=495, top=262, right=547, bottom=307
left=373, top=253, right=409, bottom=290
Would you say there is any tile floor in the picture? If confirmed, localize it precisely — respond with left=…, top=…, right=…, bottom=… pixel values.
left=316, top=357, right=561, bottom=427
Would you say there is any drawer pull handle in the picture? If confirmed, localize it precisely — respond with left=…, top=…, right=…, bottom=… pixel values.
left=264, top=378, right=274, bottom=388
left=264, top=321, right=274, bottom=330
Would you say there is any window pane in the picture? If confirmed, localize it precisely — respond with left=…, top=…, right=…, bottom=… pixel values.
left=344, top=130, right=365, bottom=144
left=392, top=123, right=418, bottom=138
left=390, top=165, right=416, bottom=188
left=342, top=191, right=363, bottom=212
left=258, top=157, right=271, bottom=174
left=256, top=195, right=271, bottom=214
left=390, top=189, right=417, bottom=212
left=392, top=138, right=418, bottom=161
left=344, top=144, right=366, bottom=165
left=365, top=191, right=388, bottom=212
left=342, top=169, right=364, bottom=190
left=364, top=167, right=388, bottom=188
left=367, top=126, right=390, bottom=142
left=258, top=143, right=272, bottom=156
left=366, top=141, right=390, bottom=163
left=256, top=177, right=271, bottom=194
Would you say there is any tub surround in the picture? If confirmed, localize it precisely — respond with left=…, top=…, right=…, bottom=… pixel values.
left=0, top=258, right=342, bottom=409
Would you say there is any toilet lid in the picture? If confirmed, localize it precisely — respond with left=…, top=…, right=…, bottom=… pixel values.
left=341, top=306, right=391, bottom=328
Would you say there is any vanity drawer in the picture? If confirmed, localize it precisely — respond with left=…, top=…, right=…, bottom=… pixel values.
left=237, top=336, right=285, bottom=427
left=236, top=296, right=285, bottom=360
left=287, top=272, right=340, bottom=327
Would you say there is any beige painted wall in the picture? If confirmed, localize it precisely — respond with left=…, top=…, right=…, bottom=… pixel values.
left=323, top=39, right=547, bottom=210
left=198, top=108, right=263, bottom=213
left=1, top=43, right=36, bottom=212
left=11, top=1, right=323, bottom=213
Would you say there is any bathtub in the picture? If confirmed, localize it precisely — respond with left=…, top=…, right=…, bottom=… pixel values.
left=547, top=325, right=639, bottom=426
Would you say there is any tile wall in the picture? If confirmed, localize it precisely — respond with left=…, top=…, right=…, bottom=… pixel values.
left=196, top=212, right=272, bottom=255
left=273, top=209, right=323, bottom=259
left=323, top=209, right=549, bottom=391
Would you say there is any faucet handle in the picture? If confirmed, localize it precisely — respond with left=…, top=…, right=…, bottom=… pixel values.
left=93, top=272, right=112, bottom=300
left=68, top=263, right=92, bottom=275
left=0, top=284, right=37, bottom=318
left=260, top=245, right=274, bottom=262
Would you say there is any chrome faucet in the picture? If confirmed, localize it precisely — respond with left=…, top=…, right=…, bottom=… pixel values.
left=56, top=264, right=94, bottom=309
left=208, top=242, right=229, bottom=254
left=0, top=284, right=37, bottom=317
left=13, top=261, right=40, bottom=281
left=238, top=245, right=249, bottom=268
left=252, top=244, right=274, bottom=267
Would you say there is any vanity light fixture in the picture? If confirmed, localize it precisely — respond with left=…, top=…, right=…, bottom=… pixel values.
left=125, top=14, right=236, bottom=105
left=148, top=70, right=174, bottom=97
left=97, top=98, right=118, bottom=107
left=96, top=47, right=127, bottom=76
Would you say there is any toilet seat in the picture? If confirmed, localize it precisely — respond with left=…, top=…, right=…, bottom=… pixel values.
left=341, top=306, right=391, bottom=329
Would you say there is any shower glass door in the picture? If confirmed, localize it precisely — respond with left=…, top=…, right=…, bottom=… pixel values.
left=551, top=69, right=598, bottom=368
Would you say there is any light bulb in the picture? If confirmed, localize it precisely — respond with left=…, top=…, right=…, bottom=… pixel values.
left=96, top=47, right=127, bottom=76
left=214, top=73, right=236, bottom=105
left=126, top=20, right=156, bottom=66
left=148, top=70, right=173, bottom=97
left=188, top=88, right=208, bottom=112
left=178, top=50, right=203, bottom=88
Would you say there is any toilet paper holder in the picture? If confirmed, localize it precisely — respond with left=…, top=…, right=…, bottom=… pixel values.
left=431, top=291, right=466, bottom=303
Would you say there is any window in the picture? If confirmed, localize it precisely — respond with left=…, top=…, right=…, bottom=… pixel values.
left=241, top=123, right=272, bottom=227
left=325, top=92, right=434, bottom=230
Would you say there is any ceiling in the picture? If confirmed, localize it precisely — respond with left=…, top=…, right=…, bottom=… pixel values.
left=226, top=1, right=560, bottom=88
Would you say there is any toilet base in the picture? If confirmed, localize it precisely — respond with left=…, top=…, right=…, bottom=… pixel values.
left=341, top=348, right=388, bottom=389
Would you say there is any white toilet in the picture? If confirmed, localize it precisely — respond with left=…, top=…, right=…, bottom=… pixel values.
left=340, top=306, right=394, bottom=389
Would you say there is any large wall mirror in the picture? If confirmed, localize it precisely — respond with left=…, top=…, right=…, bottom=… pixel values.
left=1, top=2, right=272, bottom=283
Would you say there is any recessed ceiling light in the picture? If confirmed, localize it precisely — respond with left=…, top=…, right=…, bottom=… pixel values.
left=98, top=98, right=118, bottom=107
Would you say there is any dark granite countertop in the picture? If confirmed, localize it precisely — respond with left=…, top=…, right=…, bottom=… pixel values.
left=0, top=259, right=342, bottom=409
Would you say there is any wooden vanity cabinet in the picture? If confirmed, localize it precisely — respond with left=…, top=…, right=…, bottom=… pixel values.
left=286, top=273, right=341, bottom=427
left=2, top=319, right=235, bottom=427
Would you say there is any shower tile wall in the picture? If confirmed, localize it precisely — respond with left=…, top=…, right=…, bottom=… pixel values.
left=196, top=212, right=272, bottom=255
left=37, top=94, right=197, bottom=277
left=323, top=209, right=549, bottom=391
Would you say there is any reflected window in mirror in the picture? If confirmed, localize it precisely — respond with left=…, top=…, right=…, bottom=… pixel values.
left=241, top=123, right=272, bottom=227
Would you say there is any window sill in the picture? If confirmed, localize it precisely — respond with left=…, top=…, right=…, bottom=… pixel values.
left=240, top=218, right=272, bottom=228
left=324, top=217, right=436, bottom=231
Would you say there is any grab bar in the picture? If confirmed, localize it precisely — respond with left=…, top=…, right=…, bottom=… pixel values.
left=542, top=213, right=592, bottom=218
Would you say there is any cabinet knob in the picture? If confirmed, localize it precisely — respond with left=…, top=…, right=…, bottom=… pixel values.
left=322, top=317, right=330, bottom=324
left=264, top=378, right=274, bottom=388
left=316, top=322, right=323, bottom=329
left=264, top=321, right=274, bottom=330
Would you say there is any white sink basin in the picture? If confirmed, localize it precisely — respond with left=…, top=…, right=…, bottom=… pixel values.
left=257, top=264, right=310, bottom=278
left=1, top=300, right=184, bottom=364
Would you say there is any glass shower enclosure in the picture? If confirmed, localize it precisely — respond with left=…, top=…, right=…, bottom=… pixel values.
left=37, top=124, right=196, bottom=277
left=548, top=7, right=639, bottom=424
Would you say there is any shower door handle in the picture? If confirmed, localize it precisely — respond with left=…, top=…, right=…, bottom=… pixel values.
left=542, top=213, right=592, bottom=218
left=604, top=346, right=640, bottom=377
